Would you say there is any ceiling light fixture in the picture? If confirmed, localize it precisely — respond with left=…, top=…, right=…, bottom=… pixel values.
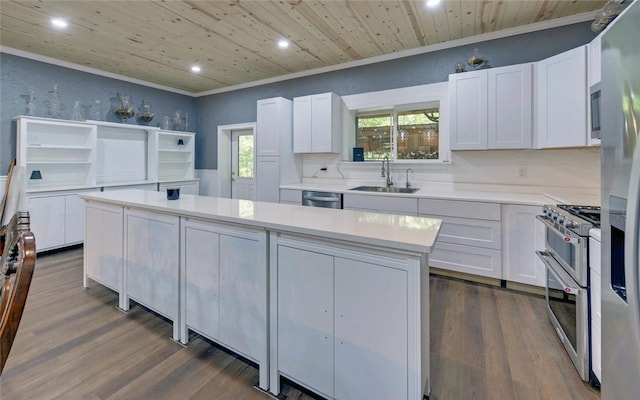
left=191, top=65, right=201, bottom=73
left=51, top=17, right=68, bottom=29
left=426, top=0, right=441, bottom=7
left=278, top=39, right=290, bottom=49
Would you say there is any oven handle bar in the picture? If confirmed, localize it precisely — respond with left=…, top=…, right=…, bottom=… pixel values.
left=536, top=251, right=581, bottom=294
left=535, top=215, right=581, bottom=243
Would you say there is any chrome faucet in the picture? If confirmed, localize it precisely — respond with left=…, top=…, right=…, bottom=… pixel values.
left=381, top=157, right=393, bottom=188
left=406, top=168, right=413, bottom=188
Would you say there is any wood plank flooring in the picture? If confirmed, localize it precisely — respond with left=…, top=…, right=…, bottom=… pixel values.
left=0, top=248, right=600, bottom=400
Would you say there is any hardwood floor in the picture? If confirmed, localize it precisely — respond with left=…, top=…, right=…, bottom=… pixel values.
left=0, top=248, right=600, bottom=400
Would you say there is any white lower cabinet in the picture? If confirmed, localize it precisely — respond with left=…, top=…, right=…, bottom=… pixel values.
left=29, top=190, right=97, bottom=251
left=181, top=218, right=268, bottom=389
left=271, top=235, right=426, bottom=400
left=279, top=189, right=302, bottom=205
left=83, top=202, right=123, bottom=292
left=501, top=204, right=546, bottom=287
left=419, top=198, right=502, bottom=279
left=124, top=208, right=180, bottom=340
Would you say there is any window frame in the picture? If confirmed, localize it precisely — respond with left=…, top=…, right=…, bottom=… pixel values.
left=343, top=82, right=450, bottom=165
left=355, top=101, right=444, bottom=163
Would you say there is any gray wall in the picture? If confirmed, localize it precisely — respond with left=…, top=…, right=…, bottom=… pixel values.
left=195, top=21, right=597, bottom=169
left=1, top=21, right=596, bottom=173
left=0, top=53, right=196, bottom=173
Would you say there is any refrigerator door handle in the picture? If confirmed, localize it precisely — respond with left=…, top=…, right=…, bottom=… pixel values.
left=625, top=134, right=640, bottom=357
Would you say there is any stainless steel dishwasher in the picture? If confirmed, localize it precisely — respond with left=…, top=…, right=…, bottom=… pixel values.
left=301, top=190, right=343, bottom=209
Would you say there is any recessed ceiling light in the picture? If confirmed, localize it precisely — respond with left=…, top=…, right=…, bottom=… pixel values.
left=51, top=17, right=68, bottom=29
left=191, top=65, right=201, bottom=73
left=426, top=0, right=441, bottom=7
left=278, top=39, right=290, bottom=49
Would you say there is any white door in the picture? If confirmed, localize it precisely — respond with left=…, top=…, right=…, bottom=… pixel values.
left=231, top=130, right=255, bottom=200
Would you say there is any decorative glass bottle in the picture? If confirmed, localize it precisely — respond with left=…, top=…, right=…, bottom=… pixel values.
left=47, top=83, right=62, bottom=119
left=139, top=100, right=154, bottom=125
left=115, top=93, right=135, bottom=123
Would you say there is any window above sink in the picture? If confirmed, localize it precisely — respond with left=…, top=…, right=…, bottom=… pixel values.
left=345, top=82, right=450, bottom=165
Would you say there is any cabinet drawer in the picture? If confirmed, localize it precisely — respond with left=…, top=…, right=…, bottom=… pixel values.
left=422, top=214, right=501, bottom=249
left=280, top=189, right=302, bottom=204
left=343, top=194, right=417, bottom=215
left=418, top=198, right=500, bottom=220
left=429, top=242, right=502, bottom=279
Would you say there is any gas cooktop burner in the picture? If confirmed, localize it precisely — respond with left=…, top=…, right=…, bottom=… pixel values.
left=557, top=204, right=601, bottom=226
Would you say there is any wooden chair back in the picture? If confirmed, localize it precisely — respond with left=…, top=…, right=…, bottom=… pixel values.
left=0, top=211, right=36, bottom=374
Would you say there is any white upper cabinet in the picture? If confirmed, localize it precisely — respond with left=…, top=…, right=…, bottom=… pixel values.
left=488, top=64, right=533, bottom=149
left=293, top=92, right=342, bottom=153
left=449, top=63, right=532, bottom=150
left=256, top=97, right=292, bottom=156
left=449, top=69, right=488, bottom=150
left=534, top=45, right=588, bottom=148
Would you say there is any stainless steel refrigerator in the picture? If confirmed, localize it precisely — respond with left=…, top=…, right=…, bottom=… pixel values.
left=601, top=0, right=640, bottom=398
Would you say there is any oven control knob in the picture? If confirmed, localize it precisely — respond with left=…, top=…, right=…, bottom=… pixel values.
left=565, top=221, right=575, bottom=229
left=558, top=216, right=565, bottom=224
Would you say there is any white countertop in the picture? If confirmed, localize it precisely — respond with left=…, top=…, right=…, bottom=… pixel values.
left=280, top=181, right=600, bottom=206
left=80, top=189, right=442, bottom=254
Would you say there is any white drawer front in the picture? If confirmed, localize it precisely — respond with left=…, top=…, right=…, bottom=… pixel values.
left=421, top=214, right=501, bottom=249
left=280, top=189, right=302, bottom=204
left=418, top=198, right=501, bottom=220
left=429, top=242, right=502, bottom=279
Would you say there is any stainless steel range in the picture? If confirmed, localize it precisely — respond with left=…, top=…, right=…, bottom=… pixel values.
left=536, top=204, right=600, bottom=382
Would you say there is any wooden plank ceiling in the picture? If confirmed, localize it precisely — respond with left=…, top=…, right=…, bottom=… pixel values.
left=0, top=1, right=606, bottom=94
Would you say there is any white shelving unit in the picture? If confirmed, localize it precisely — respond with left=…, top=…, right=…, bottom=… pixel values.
left=17, top=117, right=97, bottom=190
left=14, top=116, right=198, bottom=252
left=153, top=130, right=195, bottom=181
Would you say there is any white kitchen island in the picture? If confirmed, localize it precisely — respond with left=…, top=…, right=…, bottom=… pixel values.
left=80, top=189, right=441, bottom=399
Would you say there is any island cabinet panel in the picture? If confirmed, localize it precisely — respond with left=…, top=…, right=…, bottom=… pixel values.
left=277, top=246, right=334, bottom=397
left=270, top=234, right=427, bottom=400
left=83, top=202, right=123, bottom=292
left=124, top=209, right=180, bottom=340
left=180, top=219, right=269, bottom=390
left=218, top=233, right=267, bottom=362
left=183, top=225, right=221, bottom=340
left=334, top=257, right=408, bottom=400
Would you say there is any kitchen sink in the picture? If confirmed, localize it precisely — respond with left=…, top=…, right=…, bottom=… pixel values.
left=349, top=185, right=419, bottom=194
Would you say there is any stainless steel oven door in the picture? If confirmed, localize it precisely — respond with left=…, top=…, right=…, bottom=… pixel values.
left=536, top=215, right=588, bottom=287
left=537, top=250, right=589, bottom=381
